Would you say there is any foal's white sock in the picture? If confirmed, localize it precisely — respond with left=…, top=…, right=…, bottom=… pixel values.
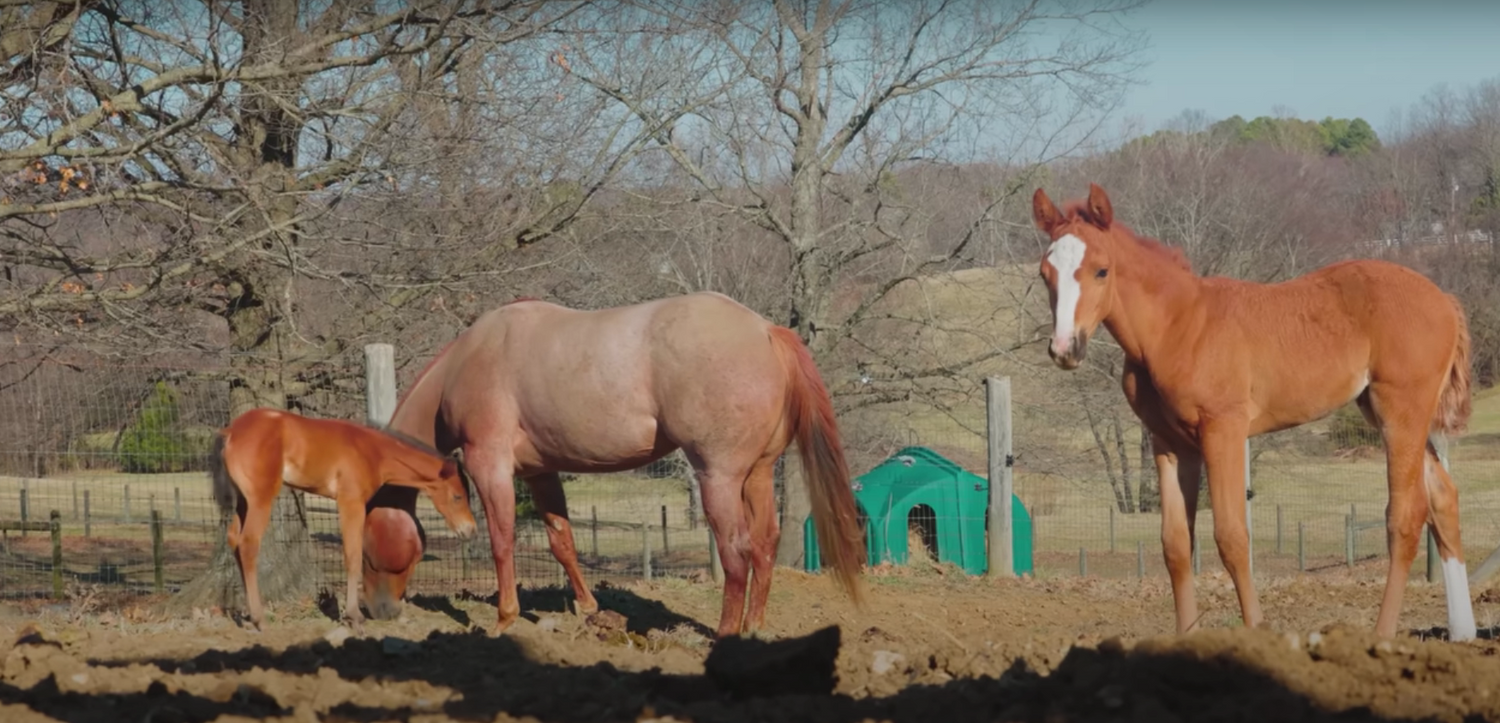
left=1443, top=556, right=1478, bottom=642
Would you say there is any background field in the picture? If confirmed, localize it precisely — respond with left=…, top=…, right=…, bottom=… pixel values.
left=3, top=266, right=1498, bottom=603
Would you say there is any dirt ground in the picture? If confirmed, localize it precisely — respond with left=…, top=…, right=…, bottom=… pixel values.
left=4, top=559, right=1500, bottom=723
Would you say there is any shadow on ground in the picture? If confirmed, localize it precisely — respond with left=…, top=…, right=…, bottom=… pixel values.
left=4, top=615, right=1489, bottom=722
left=407, top=582, right=714, bottom=638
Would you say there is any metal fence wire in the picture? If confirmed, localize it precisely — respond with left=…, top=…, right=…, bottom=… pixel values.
left=0, top=343, right=719, bottom=601
left=3, top=341, right=1499, bottom=604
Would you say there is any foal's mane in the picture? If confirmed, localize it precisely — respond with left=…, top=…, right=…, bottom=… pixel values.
left=368, top=423, right=447, bottom=460
left=1060, top=199, right=1193, bottom=274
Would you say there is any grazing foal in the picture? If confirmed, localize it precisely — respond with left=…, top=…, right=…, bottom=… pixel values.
left=1033, top=183, right=1477, bottom=641
left=209, top=407, right=478, bottom=632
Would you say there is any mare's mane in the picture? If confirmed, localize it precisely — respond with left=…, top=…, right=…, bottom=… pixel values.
left=1060, top=199, right=1193, bottom=274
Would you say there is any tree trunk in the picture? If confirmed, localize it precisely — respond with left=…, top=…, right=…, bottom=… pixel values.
left=1110, top=412, right=1136, bottom=512
left=1085, top=406, right=1129, bottom=513
left=771, top=5, right=835, bottom=568
left=170, top=279, right=318, bottom=614
left=170, top=0, right=317, bottom=614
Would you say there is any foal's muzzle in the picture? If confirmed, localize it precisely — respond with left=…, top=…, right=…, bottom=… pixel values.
left=455, top=520, right=478, bottom=540
left=1048, top=332, right=1088, bottom=370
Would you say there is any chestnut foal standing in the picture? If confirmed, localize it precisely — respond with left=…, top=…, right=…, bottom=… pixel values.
left=1032, top=182, right=1477, bottom=641
left=209, top=408, right=478, bottom=633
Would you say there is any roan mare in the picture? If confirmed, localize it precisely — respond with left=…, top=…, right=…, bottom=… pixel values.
left=209, top=407, right=478, bottom=633
left=356, top=292, right=867, bottom=639
left=1032, top=183, right=1477, bottom=641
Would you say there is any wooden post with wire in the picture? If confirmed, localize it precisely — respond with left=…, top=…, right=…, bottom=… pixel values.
left=985, top=376, right=1013, bottom=578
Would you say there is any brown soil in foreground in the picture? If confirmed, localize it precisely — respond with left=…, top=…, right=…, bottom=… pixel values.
left=4, top=561, right=1500, bottom=723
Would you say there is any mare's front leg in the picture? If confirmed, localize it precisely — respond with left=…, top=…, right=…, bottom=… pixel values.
left=524, top=472, right=599, bottom=615
left=1201, top=420, right=1263, bottom=630
left=465, top=442, right=522, bottom=634
left=1155, top=434, right=1203, bottom=634
left=337, top=489, right=369, bottom=634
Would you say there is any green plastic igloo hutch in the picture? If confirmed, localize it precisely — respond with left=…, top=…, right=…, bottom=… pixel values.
left=803, top=446, right=1033, bottom=576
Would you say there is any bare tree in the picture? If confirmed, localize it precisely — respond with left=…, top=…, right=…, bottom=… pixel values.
left=0, top=0, right=648, bottom=610
left=562, top=0, right=1147, bottom=564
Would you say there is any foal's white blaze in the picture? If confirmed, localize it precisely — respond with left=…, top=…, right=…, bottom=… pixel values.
left=1046, top=234, right=1087, bottom=355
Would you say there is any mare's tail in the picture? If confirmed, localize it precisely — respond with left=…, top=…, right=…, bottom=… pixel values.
left=208, top=430, right=239, bottom=520
left=767, top=326, right=866, bottom=606
left=1433, top=294, right=1473, bottom=439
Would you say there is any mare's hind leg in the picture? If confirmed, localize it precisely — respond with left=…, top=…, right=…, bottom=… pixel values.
left=695, top=455, right=756, bottom=638
left=1362, top=387, right=1451, bottom=639
left=524, top=472, right=599, bottom=615
left=463, top=442, right=522, bottom=635
left=742, top=453, right=782, bottom=634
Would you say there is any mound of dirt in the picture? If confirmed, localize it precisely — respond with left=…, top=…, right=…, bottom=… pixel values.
left=3, top=570, right=1499, bottom=722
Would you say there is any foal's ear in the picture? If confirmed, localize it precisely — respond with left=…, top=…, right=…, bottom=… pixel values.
left=1032, top=187, right=1064, bottom=233
left=1086, top=182, right=1113, bottom=229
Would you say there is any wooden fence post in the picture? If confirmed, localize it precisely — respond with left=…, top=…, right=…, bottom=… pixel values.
left=364, top=343, right=397, bottom=426
left=50, top=510, right=62, bottom=599
left=1245, top=438, right=1253, bottom=580
left=83, top=490, right=91, bottom=538
left=1350, top=510, right=1362, bottom=567
left=1298, top=521, right=1306, bottom=572
left=985, top=376, right=1013, bottom=578
left=642, top=522, right=652, bottom=581
left=151, top=509, right=165, bottom=594
left=708, top=530, right=723, bottom=583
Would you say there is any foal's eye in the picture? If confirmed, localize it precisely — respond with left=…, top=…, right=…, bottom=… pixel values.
left=1095, top=268, right=1109, bottom=279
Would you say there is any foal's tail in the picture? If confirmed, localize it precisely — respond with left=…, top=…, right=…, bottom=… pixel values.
left=208, top=430, right=239, bottom=520
left=768, top=326, right=866, bottom=606
left=1433, top=294, right=1473, bottom=438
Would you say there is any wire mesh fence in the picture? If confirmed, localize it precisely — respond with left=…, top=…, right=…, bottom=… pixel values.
left=876, top=393, right=1500, bottom=583
left=0, top=343, right=722, bottom=602
left=3, top=340, right=1499, bottom=606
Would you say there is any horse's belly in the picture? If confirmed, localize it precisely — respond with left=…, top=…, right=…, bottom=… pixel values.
left=511, top=412, right=668, bottom=476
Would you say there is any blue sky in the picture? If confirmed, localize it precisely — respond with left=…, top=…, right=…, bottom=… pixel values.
left=1113, top=0, right=1500, bottom=137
